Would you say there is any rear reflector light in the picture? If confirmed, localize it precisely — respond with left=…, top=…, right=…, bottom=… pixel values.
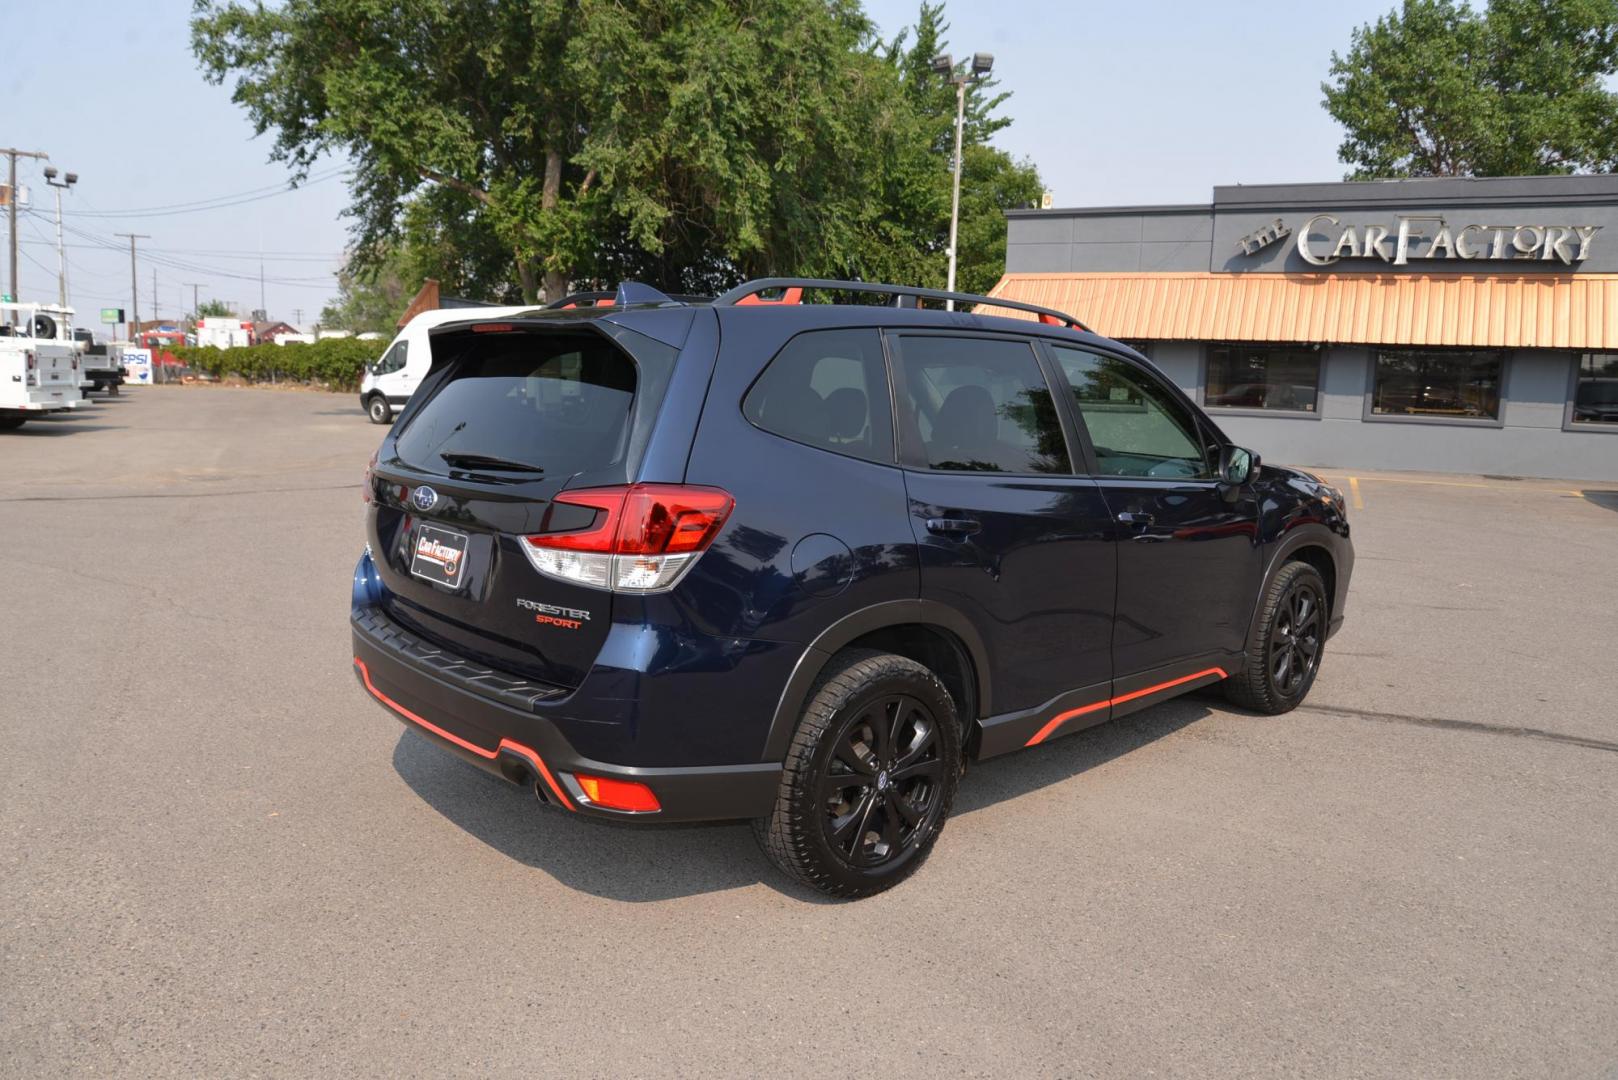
left=521, top=483, right=734, bottom=593
left=573, top=774, right=661, bottom=813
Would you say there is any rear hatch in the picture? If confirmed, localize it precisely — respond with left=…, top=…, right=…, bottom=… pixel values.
left=31, top=344, right=81, bottom=403
left=366, top=312, right=686, bottom=688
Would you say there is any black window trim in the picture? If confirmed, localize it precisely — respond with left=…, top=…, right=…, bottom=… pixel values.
left=1039, top=338, right=1229, bottom=485
left=885, top=328, right=1080, bottom=478
left=1362, top=347, right=1511, bottom=428
left=737, top=325, right=901, bottom=467
left=1198, top=341, right=1325, bottom=421
left=1563, top=352, right=1618, bottom=434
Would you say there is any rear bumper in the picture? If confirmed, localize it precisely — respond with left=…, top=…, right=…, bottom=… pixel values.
left=351, top=605, right=782, bottom=823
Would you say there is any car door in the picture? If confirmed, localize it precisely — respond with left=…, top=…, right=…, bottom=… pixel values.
left=889, top=331, right=1116, bottom=746
left=1045, top=343, right=1262, bottom=688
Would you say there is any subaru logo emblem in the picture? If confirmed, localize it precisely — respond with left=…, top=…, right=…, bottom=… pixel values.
left=411, top=485, right=438, bottom=512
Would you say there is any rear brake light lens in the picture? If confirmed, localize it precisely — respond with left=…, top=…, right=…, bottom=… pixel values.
left=573, top=774, right=661, bottom=813
left=521, top=483, right=734, bottom=593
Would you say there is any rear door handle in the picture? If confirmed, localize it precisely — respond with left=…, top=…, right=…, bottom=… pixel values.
left=1116, top=511, right=1155, bottom=526
left=925, top=517, right=982, bottom=537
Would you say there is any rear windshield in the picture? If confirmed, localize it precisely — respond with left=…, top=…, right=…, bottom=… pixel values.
left=395, top=330, right=643, bottom=476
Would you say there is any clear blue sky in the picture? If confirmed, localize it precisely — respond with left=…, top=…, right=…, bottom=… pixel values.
left=6, top=0, right=1399, bottom=328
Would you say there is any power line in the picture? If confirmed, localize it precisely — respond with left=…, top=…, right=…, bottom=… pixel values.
left=62, top=168, right=348, bottom=219
left=21, top=238, right=342, bottom=264
left=45, top=216, right=337, bottom=288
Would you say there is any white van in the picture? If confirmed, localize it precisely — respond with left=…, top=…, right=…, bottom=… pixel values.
left=358, top=305, right=537, bottom=424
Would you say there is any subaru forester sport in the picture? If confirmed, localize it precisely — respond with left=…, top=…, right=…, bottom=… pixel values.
left=351, top=279, right=1353, bottom=898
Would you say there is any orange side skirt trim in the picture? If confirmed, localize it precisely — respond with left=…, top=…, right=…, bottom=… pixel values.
left=1024, top=667, right=1228, bottom=747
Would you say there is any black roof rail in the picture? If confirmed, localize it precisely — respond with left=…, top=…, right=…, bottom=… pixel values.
left=711, top=277, right=1090, bottom=332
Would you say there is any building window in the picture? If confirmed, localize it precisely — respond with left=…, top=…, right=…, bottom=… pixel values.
left=1570, top=353, right=1618, bottom=427
left=1370, top=349, right=1504, bottom=421
left=1204, top=344, right=1321, bottom=412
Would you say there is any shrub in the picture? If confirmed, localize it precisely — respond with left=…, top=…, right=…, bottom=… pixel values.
left=170, top=337, right=381, bottom=392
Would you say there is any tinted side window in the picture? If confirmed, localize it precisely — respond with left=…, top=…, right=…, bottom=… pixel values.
left=743, top=329, right=894, bottom=465
left=894, top=335, right=1070, bottom=474
left=1051, top=345, right=1214, bottom=479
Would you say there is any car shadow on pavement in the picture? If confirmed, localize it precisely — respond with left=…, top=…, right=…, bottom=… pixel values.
left=1577, top=489, right=1618, bottom=514
left=391, top=698, right=1210, bottom=903
left=6, top=422, right=126, bottom=436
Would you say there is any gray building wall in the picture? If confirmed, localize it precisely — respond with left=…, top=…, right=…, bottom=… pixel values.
left=1143, top=344, right=1617, bottom=483
left=1007, top=175, right=1618, bottom=276
left=1008, top=176, right=1618, bottom=482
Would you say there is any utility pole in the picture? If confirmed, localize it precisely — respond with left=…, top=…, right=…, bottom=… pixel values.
left=292, top=308, right=302, bottom=326
left=115, top=233, right=149, bottom=337
left=184, top=282, right=205, bottom=323
left=3, top=147, right=49, bottom=301
left=151, top=267, right=158, bottom=323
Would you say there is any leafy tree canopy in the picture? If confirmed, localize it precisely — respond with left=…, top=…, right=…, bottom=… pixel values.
left=193, top=0, right=1041, bottom=304
left=195, top=298, right=235, bottom=318
left=1323, top=0, right=1618, bottom=178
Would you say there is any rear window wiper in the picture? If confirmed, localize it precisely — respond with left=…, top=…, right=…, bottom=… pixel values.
left=438, top=451, right=545, bottom=474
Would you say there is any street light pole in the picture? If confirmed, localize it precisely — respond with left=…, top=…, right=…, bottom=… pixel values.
left=946, top=77, right=966, bottom=303
left=43, top=166, right=78, bottom=308
left=931, top=53, right=994, bottom=311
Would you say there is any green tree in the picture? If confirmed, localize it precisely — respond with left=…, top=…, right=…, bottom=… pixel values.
left=1323, top=0, right=1618, bottom=178
left=194, top=0, right=930, bottom=301
left=196, top=298, right=235, bottom=318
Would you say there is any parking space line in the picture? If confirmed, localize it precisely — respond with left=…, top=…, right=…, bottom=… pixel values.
left=1348, top=476, right=1363, bottom=510
left=1319, top=472, right=1585, bottom=499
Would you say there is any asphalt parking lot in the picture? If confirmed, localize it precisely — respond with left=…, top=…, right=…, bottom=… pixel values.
left=4, top=386, right=1616, bottom=1078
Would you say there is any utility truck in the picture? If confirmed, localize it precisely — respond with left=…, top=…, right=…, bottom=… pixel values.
left=1, top=301, right=88, bottom=429
left=73, top=328, right=125, bottom=395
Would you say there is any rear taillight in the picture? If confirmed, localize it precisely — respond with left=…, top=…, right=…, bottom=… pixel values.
left=362, top=449, right=379, bottom=504
left=522, top=483, right=734, bottom=593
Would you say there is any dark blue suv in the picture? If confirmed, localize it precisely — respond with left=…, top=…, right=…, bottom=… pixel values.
left=351, top=279, right=1353, bottom=897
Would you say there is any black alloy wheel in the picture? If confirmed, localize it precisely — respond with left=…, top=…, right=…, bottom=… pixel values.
left=1270, top=579, right=1323, bottom=696
left=1225, top=559, right=1329, bottom=714
left=755, top=650, right=961, bottom=898
left=820, top=693, right=947, bottom=868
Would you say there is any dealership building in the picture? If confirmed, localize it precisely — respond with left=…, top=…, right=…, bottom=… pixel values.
left=990, top=174, right=1618, bottom=482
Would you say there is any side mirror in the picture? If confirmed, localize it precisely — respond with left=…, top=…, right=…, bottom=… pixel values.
left=1217, top=446, right=1259, bottom=501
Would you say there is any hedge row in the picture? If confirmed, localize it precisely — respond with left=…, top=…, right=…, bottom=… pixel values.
left=169, top=337, right=381, bottom=392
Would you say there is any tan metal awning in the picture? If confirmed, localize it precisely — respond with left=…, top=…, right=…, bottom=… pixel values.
left=987, top=271, right=1618, bottom=350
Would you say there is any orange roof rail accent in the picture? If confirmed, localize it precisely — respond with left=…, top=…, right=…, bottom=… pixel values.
left=735, top=287, right=804, bottom=306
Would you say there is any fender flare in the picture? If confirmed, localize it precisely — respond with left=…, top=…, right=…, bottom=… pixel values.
left=1244, top=523, right=1344, bottom=645
left=759, top=600, right=992, bottom=762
